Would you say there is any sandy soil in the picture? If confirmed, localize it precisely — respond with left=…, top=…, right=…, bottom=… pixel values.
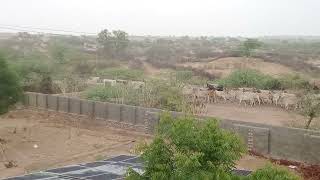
left=0, top=109, right=272, bottom=179
left=178, top=57, right=298, bottom=78
left=142, top=61, right=162, bottom=76
left=206, top=102, right=320, bottom=129
left=0, top=109, right=151, bottom=179
left=142, top=61, right=172, bottom=80
left=206, top=103, right=305, bottom=127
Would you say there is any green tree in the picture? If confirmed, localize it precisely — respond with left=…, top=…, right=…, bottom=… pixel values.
left=300, top=93, right=320, bottom=129
left=241, top=39, right=262, bottom=57
left=0, top=55, right=22, bottom=114
left=97, top=29, right=129, bottom=58
left=126, top=113, right=245, bottom=180
left=112, top=30, right=130, bottom=55
left=97, top=29, right=113, bottom=57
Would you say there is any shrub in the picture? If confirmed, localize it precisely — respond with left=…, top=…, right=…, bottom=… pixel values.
left=248, top=164, right=301, bottom=180
left=148, top=80, right=187, bottom=112
left=299, top=93, right=320, bottom=129
left=126, top=114, right=301, bottom=180
left=216, top=69, right=281, bottom=90
left=126, top=113, right=246, bottom=180
left=96, top=68, right=144, bottom=81
left=84, top=84, right=140, bottom=105
left=10, top=59, right=52, bottom=85
left=39, top=74, right=54, bottom=94
left=278, top=74, right=311, bottom=90
left=0, top=55, right=22, bottom=114
left=175, top=70, right=193, bottom=82
left=72, top=60, right=95, bottom=76
left=83, top=80, right=189, bottom=112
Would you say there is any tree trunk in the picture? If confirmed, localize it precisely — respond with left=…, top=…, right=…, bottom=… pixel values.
left=305, top=116, right=313, bottom=129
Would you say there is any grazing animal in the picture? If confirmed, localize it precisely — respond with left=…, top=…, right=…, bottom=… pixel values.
left=279, top=93, right=299, bottom=110
left=237, top=92, right=259, bottom=106
left=225, top=89, right=238, bottom=102
left=215, top=90, right=229, bottom=102
left=191, top=92, right=208, bottom=115
left=207, top=90, right=216, bottom=103
left=272, top=91, right=282, bottom=106
left=258, top=90, right=273, bottom=105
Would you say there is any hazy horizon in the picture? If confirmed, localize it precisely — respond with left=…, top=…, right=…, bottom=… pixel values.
left=1, top=0, right=320, bottom=37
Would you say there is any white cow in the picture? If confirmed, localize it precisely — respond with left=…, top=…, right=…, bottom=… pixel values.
left=237, top=91, right=260, bottom=106
left=279, top=93, right=299, bottom=110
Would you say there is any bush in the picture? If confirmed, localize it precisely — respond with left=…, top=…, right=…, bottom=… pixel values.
left=248, top=164, right=301, bottom=180
left=175, top=70, right=193, bottom=82
left=10, top=59, right=52, bottom=85
left=83, top=80, right=189, bottom=112
left=278, top=74, right=311, bottom=90
left=72, top=60, right=95, bottom=76
left=299, top=93, right=320, bottom=129
left=216, top=69, right=281, bottom=90
left=126, top=114, right=300, bottom=180
left=147, top=80, right=187, bottom=112
left=96, top=68, right=144, bottom=81
left=84, top=84, right=140, bottom=105
left=0, top=55, right=22, bottom=114
left=126, top=113, right=246, bottom=180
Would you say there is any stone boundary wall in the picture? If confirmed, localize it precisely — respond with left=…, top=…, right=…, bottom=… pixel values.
left=24, top=92, right=320, bottom=164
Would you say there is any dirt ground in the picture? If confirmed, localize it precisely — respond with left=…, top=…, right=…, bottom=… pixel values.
left=207, top=103, right=303, bottom=126
left=206, top=103, right=320, bottom=129
left=178, top=57, right=299, bottom=78
left=0, top=109, right=272, bottom=179
left=0, top=109, right=151, bottom=179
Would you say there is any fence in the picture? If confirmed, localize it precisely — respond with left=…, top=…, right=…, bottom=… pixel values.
left=23, top=92, right=320, bottom=164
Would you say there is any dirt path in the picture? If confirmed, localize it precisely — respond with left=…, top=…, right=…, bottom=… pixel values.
left=206, top=103, right=307, bottom=127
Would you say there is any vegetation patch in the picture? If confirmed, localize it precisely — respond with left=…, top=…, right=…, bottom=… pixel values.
left=0, top=55, right=22, bottom=114
left=126, top=114, right=300, bottom=180
left=278, top=74, right=311, bottom=90
left=83, top=80, right=189, bottom=112
left=215, top=69, right=312, bottom=90
left=248, top=164, right=300, bottom=180
left=215, top=69, right=281, bottom=90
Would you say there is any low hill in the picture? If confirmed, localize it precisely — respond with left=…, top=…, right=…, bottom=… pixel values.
left=177, top=57, right=300, bottom=78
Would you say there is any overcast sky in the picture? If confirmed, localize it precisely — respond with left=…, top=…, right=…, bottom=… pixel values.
left=0, top=0, right=319, bottom=37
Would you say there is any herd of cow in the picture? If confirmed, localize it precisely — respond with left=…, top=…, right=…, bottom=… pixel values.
left=183, top=83, right=303, bottom=111
left=86, top=77, right=317, bottom=114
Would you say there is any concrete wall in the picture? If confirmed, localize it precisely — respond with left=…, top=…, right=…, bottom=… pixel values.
left=94, top=101, right=108, bottom=119
left=23, top=92, right=320, bottom=164
left=69, top=98, right=81, bottom=114
left=58, top=96, right=69, bottom=113
left=47, top=95, right=58, bottom=111
left=37, top=94, right=48, bottom=109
